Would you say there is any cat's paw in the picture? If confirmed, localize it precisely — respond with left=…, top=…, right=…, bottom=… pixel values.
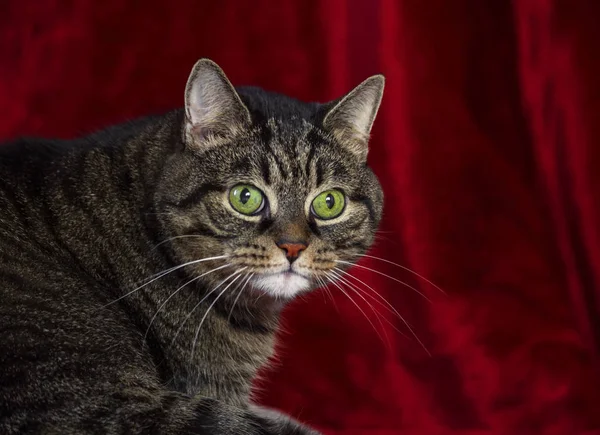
left=248, top=404, right=322, bottom=435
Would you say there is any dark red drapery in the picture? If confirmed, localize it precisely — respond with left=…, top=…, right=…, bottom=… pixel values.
left=2, top=1, right=600, bottom=433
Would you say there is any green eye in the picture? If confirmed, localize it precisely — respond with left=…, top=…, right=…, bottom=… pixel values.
left=229, top=184, right=265, bottom=215
left=311, top=189, right=345, bottom=220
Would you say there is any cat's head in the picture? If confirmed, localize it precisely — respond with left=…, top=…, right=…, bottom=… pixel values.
left=156, top=59, right=384, bottom=300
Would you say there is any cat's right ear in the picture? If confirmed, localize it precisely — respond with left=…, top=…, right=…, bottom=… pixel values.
left=322, top=75, right=384, bottom=162
left=184, top=59, right=252, bottom=149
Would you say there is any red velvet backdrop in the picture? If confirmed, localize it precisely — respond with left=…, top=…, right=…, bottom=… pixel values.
left=2, top=1, right=600, bottom=434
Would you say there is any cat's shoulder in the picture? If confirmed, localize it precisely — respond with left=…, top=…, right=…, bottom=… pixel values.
left=0, top=137, right=77, bottom=170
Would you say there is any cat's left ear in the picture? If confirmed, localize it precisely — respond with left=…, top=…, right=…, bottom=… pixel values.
left=184, top=59, right=252, bottom=149
left=322, top=75, right=385, bottom=162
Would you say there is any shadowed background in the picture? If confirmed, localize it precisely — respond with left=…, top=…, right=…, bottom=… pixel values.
left=2, top=1, right=600, bottom=433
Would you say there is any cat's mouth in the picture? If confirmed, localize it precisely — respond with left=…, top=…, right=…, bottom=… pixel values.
left=249, top=270, right=312, bottom=299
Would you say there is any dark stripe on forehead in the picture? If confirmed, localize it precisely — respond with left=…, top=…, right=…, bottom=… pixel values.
left=305, top=142, right=316, bottom=178
left=315, top=159, right=324, bottom=187
left=305, top=128, right=325, bottom=180
left=290, top=154, right=300, bottom=179
left=264, top=140, right=288, bottom=179
left=173, top=183, right=221, bottom=209
left=259, top=157, right=271, bottom=185
left=272, top=153, right=288, bottom=179
left=331, top=160, right=347, bottom=177
left=232, top=156, right=251, bottom=174
left=258, top=121, right=286, bottom=180
left=258, top=123, right=272, bottom=145
left=290, top=140, right=300, bottom=179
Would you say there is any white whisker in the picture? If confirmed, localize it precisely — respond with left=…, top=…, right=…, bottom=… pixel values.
left=354, top=253, right=446, bottom=295
left=324, top=272, right=386, bottom=345
left=169, top=269, right=242, bottom=348
left=227, top=273, right=254, bottom=323
left=143, top=263, right=230, bottom=344
left=330, top=269, right=409, bottom=340
left=190, top=269, right=247, bottom=361
left=335, top=260, right=431, bottom=303
left=329, top=269, right=393, bottom=348
left=316, top=276, right=337, bottom=310
left=334, top=267, right=430, bottom=355
left=101, top=255, right=227, bottom=309
left=334, top=267, right=414, bottom=327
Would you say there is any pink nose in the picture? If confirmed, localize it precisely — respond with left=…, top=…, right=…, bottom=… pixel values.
left=276, top=241, right=308, bottom=262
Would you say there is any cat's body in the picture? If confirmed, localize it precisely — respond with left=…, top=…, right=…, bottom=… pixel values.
left=0, top=110, right=275, bottom=410
left=0, top=60, right=384, bottom=434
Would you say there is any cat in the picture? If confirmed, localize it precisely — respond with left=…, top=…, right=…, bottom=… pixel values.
left=0, top=58, right=384, bottom=434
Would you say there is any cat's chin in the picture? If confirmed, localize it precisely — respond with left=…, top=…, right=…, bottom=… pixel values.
left=250, top=272, right=312, bottom=299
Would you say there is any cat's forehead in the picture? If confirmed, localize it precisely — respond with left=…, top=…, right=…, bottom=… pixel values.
left=254, top=118, right=340, bottom=180
left=264, top=117, right=314, bottom=143
left=261, top=117, right=339, bottom=158
left=201, top=117, right=360, bottom=198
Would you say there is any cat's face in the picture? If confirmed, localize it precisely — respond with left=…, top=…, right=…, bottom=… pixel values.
left=156, top=59, right=384, bottom=300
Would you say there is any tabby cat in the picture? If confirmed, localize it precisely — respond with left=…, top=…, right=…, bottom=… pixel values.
left=0, top=59, right=384, bottom=434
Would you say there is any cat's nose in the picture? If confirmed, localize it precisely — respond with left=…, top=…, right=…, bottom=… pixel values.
left=276, top=239, right=308, bottom=263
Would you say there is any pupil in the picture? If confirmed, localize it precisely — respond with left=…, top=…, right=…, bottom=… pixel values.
left=240, top=188, right=251, bottom=204
left=325, top=194, right=335, bottom=209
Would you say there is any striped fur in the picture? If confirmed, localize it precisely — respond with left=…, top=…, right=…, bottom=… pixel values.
left=0, top=60, right=384, bottom=434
